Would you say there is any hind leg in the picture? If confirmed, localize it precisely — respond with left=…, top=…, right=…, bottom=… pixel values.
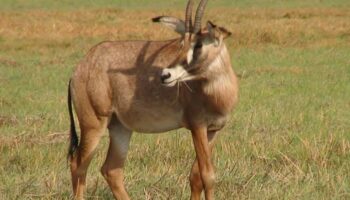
left=101, top=116, right=132, bottom=200
left=70, top=117, right=108, bottom=200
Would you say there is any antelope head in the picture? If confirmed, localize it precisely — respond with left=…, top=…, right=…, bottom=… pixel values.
left=154, top=0, right=232, bottom=87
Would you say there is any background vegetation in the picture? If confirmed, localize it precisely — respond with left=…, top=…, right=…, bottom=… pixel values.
left=0, top=0, right=349, bottom=199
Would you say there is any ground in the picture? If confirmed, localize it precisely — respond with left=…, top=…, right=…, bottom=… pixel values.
left=0, top=0, right=349, bottom=199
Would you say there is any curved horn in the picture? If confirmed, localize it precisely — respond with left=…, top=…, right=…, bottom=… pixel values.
left=185, top=0, right=194, bottom=33
left=193, top=0, right=208, bottom=34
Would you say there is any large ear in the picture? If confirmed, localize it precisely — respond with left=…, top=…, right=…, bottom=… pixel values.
left=207, top=21, right=232, bottom=40
left=152, top=16, right=186, bottom=35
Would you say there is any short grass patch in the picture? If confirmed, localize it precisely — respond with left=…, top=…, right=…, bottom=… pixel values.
left=0, top=0, right=349, bottom=199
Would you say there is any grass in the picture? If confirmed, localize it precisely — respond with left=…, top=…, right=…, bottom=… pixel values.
left=0, top=0, right=350, bottom=199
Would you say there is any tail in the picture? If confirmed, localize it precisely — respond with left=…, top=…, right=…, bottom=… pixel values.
left=67, top=79, right=79, bottom=160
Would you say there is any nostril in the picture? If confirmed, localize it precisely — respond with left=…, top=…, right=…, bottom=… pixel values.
left=161, top=72, right=171, bottom=82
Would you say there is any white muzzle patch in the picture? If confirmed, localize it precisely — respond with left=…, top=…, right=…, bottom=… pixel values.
left=161, top=65, right=194, bottom=87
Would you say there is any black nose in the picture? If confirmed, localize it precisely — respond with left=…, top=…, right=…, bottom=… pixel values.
left=160, top=72, right=171, bottom=83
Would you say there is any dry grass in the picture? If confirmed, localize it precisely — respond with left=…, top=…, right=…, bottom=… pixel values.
left=1, top=8, right=350, bottom=48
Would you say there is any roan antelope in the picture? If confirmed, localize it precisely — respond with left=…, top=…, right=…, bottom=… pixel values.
left=67, top=0, right=238, bottom=199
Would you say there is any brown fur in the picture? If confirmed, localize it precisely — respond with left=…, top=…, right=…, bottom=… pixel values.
left=68, top=3, right=238, bottom=200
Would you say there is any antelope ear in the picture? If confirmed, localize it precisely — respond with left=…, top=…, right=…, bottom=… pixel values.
left=152, top=16, right=186, bottom=35
left=218, top=27, right=232, bottom=39
left=207, top=21, right=217, bottom=38
left=207, top=21, right=232, bottom=40
left=206, top=21, right=219, bottom=46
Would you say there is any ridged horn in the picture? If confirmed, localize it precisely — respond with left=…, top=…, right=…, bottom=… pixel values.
left=193, top=0, right=208, bottom=34
left=185, top=0, right=194, bottom=33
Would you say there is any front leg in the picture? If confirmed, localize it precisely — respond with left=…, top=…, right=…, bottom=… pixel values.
left=190, top=126, right=216, bottom=200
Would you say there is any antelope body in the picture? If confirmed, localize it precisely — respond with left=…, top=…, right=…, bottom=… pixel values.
left=68, top=0, right=238, bottom=199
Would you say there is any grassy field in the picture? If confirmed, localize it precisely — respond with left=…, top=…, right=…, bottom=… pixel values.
left=0, top=0, right=350, bottom=199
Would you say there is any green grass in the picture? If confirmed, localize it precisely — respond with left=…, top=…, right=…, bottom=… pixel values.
left=0, top=0, right=350, bottom=199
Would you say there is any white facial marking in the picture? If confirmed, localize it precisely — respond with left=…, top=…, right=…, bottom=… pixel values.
left=186, top=47, right=194, bottom=64
left=161, top=65, right=195, bottom=87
